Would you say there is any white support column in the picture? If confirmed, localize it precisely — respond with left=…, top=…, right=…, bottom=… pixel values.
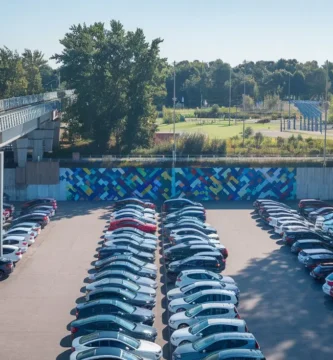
left=52, top=121, right=61, bottom=149
left=16, top=138, right=29, bottom=167
left=41, top=122, right=56, bottom=152
left=30, top=130, right=45, bottom=161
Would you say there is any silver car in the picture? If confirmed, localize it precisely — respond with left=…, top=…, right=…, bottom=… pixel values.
left=71, top=331, right=162, bottom=360
left=167, top=281, right=240, bottom=301
left=168, top=289, right=238, bottom=313
left=298, top=248, right=333, bottom=264
left=203, top=349, right=266, bottom=360
left=170, top=318, right=248, bottom=346
left=175, top=270, right=236, bottom=288
left=168, top=303, right=239, bottom=330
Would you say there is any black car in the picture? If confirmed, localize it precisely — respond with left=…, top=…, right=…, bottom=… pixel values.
left=96, top=261, right=157, bottom=280
left=167, top=256, right=224, bottom=280
left=310, top=263, right=333, bottom=280
left=88, top=269, right=157, bottom=289
left=70, top=314, right=157, bottom=340
left=98, top=246, right=155, bottom=262
left=283, top=229, right=333, bottom=246
left=0, top=257, right=14, bottom=280
left=106, top=234, right=157, bottom=245
left=85, top=287, right=156, bottom=309
left=20, top=205, right=54, bottom=216
left=75, top=299, right=155, bottom=324
left=162, top=198, right=203, bottom=212
left=169, top=228, right=214, bottom=240
left=11, top=213, right=49, bottom=228
left=21, top=198, right=57, bottom=210
left=170, top=235, right=218, bottom=246
left=298, top=199, right=331, bottom=216
left=104, top=239, right=156, bottom=253
left=113, top=198, right=155, bottom=210
left=71, top=348, right=142, bottom=360
left=164, top=244, right=227, bottom=262
left=95, top=255, right=157, bottom=272
left=165, top=211, right=206, bottom=224
left=110, top=227, right=157, bottom=240
left=163, top=221, right=217, bottom=236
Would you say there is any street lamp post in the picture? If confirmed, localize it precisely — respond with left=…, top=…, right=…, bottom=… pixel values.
left=229, top=67, right=232, bottom=126
left=324, top=60, right=329, bottom=166
left=242, top=67, right=246, bottom=147
left=0, top=152, right=3, bottom=257
left=172, top=62, right=177, bottom=196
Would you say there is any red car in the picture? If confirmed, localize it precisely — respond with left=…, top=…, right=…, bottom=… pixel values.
left=3, top=208, right=10, bottom=220
left=113, top=198, right=155, bottom=210
left=108, top=218, right=157, bottom=233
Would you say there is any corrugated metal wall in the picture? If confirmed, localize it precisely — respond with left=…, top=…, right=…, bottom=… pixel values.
left=296, top=168, right=333, bottom=200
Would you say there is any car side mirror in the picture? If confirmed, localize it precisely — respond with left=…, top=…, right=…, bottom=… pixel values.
left=202, top=349, right=206, bottom=353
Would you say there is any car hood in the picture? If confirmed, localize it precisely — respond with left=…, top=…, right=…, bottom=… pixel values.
left=169, top=311, right=189, bottom=322
left=173, top=343, right=195, bottom=355
left=172, top=327, right=192, bottom=339
left=134, top=292, right=156, bottom=302
left=138, top=339, right=162, bottom=353
left=169, top=297, right=187, bottom=309
left=167, top=287, right=183, bottom=299
left=85, top=281, right=156, bottom=296
left=135, top=323, right=158, bottom=337
left=133, top=307, right=154, bottom=318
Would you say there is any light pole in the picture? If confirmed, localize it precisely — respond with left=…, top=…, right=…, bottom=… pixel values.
left=242, top=64, right=246, bottom=146
left=172, top=61, right=177, bottom=196
left=0, top=152, right=3, bottom=257
left=324, top=60, right=329, bottom=165
left=228, top=66, right=232, bottom=126
left=288, top=73, right=291, bottom=129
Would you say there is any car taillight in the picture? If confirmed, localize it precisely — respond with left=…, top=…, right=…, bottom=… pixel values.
left=43, top=216, right=47, bottom=221
left=30, top=232, right=34, bottom=236
left=216, top=263, right=220, bottom=267
left=15, top=251, right=21, bottom=256
left=98, top=252, right=101, bottom=259
left=71, top=347, right=75, bottom=352
left=75, top=309, right=79, bottom=317
left=299, top=203, right=304, bottom=208
left=176, top=277, right=181, bottom=282
left=71, top=326, right=78, bottom=334
left=223, top=249, right=228, bottom=257
left=23, top=242, right=27, bottom=246
left=327, top=280, right=333, bottom=286
left=5, top=263, right=12, bottom=269
left=255, top=341, right=260, bottom=349
left=268, top=217, right=272, bottom=221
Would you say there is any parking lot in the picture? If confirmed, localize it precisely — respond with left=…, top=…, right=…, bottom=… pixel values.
left=0, top=202, right=332, bottom=360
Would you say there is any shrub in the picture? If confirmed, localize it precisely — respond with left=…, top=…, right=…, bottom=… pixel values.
left=244, top=126, right=254, bottom=139
left=254, top=132, right=264, bottom=148
left=162, top=107, right=185, bottom=124
left=276, top=137, right=285, bottom=147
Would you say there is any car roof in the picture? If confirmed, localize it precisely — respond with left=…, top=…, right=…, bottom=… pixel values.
left=318, top=262, right=333, bottom=267
left=309, top=254, right=333, bottom=259
left=181, top=269, right=210, bottom=274
left=194, top=289, right=235, bottom=296
left=204, top=332, right=255, bottom=341
left=189, top=281, right=223, bottom=287
left=72, top=314, right=122, bottom=325
left=201, top=303, right=234, bottom=309
left=302, top=249, right=332, bottom=254
left=79, top=331, right=134, bottom=342
left=183, top=256, right=218, bottom=261
left=209, top=349, right=264, bottom=359
left=76, top=299, right=130, bottom=309
left=2, top=245, right=19, bottom=250
left=75, top=347, right=138, bottom=360
left=295, top=239, right=322, bottom=244
left=206, top=318, right=246, bottom=326
left=88, top=287, right=132, bottom=295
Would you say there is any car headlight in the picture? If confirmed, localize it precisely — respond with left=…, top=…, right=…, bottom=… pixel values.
left=146, top=301, right=151, bottom=304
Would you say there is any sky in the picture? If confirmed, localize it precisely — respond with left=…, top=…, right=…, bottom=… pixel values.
left=0, top=0, right=332, bottom=68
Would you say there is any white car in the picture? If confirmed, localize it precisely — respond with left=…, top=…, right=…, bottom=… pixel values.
left=171, top=236, right=221, bottom=247
left=71, top=332, right=162, bottom=359
left=322, top=273, right=333, bottom=297
left=104, top=234, right=157, bottom=245
left=298, top=249, right=333, bottom=264
left=274, top=220, right=312, bottom=235
left=175, top=270, right=236, bottom=288
left=4, top=227, right=38, bottom=239
left=85, top=278, right=156, bottom=297
left=170, top=229, right=219, bottom=241
left=268, top=215, right=303, bottom=227
left=123, top=204, right=156, bottom=214
left=168, top=303, right=239, bottom=330
left=11, top=222, right=42, bottom=234
left=30, top=206, right=55, bottom=217
left=168, top=289, right=238, bottom=313
left=3, top=230, right=34, bottom=244
left=2, top=245, right=23, bottom=263
left=170, top=318, right=248, bottom=346
left=107, top=228, right=158, bottom=240
left=2, top=236, right=29, bottom=253
left=167, top=281, right=240, bottom=301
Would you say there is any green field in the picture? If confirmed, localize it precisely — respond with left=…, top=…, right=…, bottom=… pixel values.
left=158, top=120, right=280, bottom=139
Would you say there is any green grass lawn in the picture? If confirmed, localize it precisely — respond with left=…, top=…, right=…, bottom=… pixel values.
left=158, top=120, right=280, bottom=139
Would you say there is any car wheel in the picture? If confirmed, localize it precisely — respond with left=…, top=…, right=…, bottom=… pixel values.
left=178, top=324, right=188, bottom=329
left=176, top=308, right=185, bottom=313
left=179, top=340, right=191, bottom=345
left=0, top=270, right=6, bottom=281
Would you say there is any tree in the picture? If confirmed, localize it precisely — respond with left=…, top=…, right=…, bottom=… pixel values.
left=0, top=47, right=28, bottom=97
left=22, top=49, right=47, bottom=94
left=244, top=126, right=254, bottom=138
left=53, top=20, right=166, bottom=152
left=254, top=132, right=264, bottom=148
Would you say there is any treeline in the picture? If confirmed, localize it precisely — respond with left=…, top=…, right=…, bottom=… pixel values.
left=165, top=59, right=333, bottom=108
left=0, top=47, right=60, bottom=98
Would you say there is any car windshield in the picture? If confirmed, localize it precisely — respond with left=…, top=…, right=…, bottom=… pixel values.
left=189, top=320, right=208, bottom=334
left=185, top=304, right=203, bottom=317
left=120, top=289, right=136, bottom=299
left=77, top=349, right=96, bottom=360
left=119, top=333, right=140, bottom=349
left=327, top=273, right=333, bottom=280
left=123, top=280, right=140, bottom=291
left=116, top=300, right=136, bottom=314
left=193, top=335, right=215, bottom=351
left=180, top=284, right=192, bottom=292
left=184, top=292, right=202, bottom=303
left=79, top=332, right=100, bottom=344
left=114, top=317, right=136, bottom=330
left=130, top=258, right=144, bottom=266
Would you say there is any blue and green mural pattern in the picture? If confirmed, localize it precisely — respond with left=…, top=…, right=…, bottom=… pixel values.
left=60, top=167, right=296, bottom=201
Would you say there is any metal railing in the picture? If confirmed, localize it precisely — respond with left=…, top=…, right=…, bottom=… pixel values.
left=0, top=90, right=75, bottom=112
left=0, top=101, right=59, bottom=132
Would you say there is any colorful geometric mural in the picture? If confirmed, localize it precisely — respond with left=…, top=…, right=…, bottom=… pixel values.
left=175, top=168, right=296, bottom=201
left=59, top=168, right=172, bottom=201
left=59, top=167, right=297, bottom=201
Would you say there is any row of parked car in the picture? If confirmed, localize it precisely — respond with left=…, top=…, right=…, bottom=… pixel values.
left=253, top=198, right=333, bottom=299
left=70, top=198, right=162, bottom=360
left=0, top=197, right=57, bottom=280
left=160, top=198, right=266, bottom=360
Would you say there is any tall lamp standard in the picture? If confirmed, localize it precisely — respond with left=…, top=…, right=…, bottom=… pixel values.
left=242, top=62, right=246, bottom=146
left=172, top=61, right=177, bottom=196
left=324, top=60, right=330, bottom=166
